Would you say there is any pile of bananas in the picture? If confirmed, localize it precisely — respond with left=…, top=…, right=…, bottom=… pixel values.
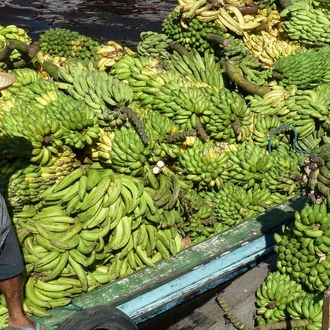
left=3, top=0, right=330, bottom=324
left=242, top=9, right=303, bottom=68
left=0, top=25, right=31, bottom=45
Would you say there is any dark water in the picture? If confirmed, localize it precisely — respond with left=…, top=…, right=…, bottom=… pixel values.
left=0, top=0, right=177, bottom=48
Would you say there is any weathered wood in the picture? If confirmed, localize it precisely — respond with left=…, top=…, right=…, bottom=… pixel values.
left=171, top=254, right=277, bottom=329
left=33, top=196, right=306, bottom=329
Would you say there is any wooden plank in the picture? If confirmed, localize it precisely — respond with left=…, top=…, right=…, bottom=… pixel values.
left=33, top=196, right=306, bottom=329
left=171, top=254, right=277, bottom=329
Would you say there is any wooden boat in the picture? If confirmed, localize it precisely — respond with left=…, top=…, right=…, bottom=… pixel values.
left=34, top=196, right=307, bottom=329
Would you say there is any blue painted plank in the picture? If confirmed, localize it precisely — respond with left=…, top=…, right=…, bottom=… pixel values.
left=118, top=235, right=274, bottom=323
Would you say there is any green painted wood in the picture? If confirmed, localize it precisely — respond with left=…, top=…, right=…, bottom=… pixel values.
left=34, top=196, right=307, bottom=329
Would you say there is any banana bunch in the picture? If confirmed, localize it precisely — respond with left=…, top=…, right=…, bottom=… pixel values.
left=51, top=60, right=135, bottom=128
left=281, top=1, right=330, bottom=47
left=96, top=40, right=129, bottom=71
left=127, top=213, right=183, bottom=265
left=73, top=68, right=133, bottom=119
left=200, top=182, right=264, bottom=227
left=217, top=5, right=265, bottom=37
left=94, top=128, right=115, bottom=164
left=106, top=125, right=150, bottom=177
left=4, top=77, right=100, bottom=153
left=39, top=27, right=101, bottom=62
left=107, top=78, right=134, bottom=109
left=0, top=24, right=33, bottom=63
left=286, top=293, right=323, bottom=329
left=175, top=138, right=230, bottom=189
left=252, top=114, right=282, bottom=147
left=219, top=35, right=248, bottom=59
left=262, top=145, right=305, bottom=196
left=111, top=53, right=165, bottom=82
left=170, top=48, right=224, bottom=91
left=249, top=88, right=322, bottom=140
left=162, top=11, right=225, bottom=53
left=310, top=84, right=330, bottom=132
left=315, top=164, right=330, bottom=200
left=45, top=57, right=87, bottom=84
left=205, top=87, right=253, bottom=143
left=222, top=142, right=273, bottom=188
left=243, top=30, right=302, bottom=68
left=275, top=200, right=330, bottom=293
left=229, top=49, right=270, bottom=86
left=122, top=67, right=181, bottom=113
left=154, top=226, right=183, bottom=262
left=23, top=275, right=75, bottom=317
left=247, top=85, right=296, bottom=117
left=302, top=143, right=330, bottom=201
left=247, top=183, right=275, bottom=209
left=0, top=24, right=31, bottom=44
left=8, top=76, right=61, bottom=107
left=255, top=270, right=305, bottom=325
left=164, top=85, right=216, bottom=130
left=0, top=101, right=65, bottom=166
left=0, top=147, right=78, bottom=212
left=0, top=158, right=36, bottom=211
left=109, top=53, right=138, bottom=81
left=272, top=46, right=330, bottom=89
left=215, top=88, right=253, bottom=143
left=144, top=170, right=183, bottom=213
left=137, top=31, right=172, bottom=60
left=175, top=0, right=219, bottom=26
left=141, top=111, right=182, bottom=162
left=176, top=186, right=220, bottom=244
left=6, top=68, right=40, bottom=88
left=45, top=92, right=100, bottom=149
left=254, top=0, right=277, bottom=10
left=110, top=54, right=173, bottom=108
left=295, top=129, right=323, bottom=155
left=196, top=88, right=232, bottom=141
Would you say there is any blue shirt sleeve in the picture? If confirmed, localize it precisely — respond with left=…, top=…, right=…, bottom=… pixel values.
left=0, top=194, right=12, bottom=248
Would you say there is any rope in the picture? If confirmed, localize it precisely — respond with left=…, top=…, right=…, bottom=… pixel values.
left=268, top=124, right=310, bottom=154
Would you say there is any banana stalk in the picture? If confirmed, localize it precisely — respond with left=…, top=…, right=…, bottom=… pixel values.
left=225, top=61, right=270, bottom=97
